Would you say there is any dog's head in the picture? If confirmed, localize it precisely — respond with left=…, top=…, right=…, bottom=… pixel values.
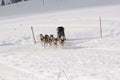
left=40, top=34, right=43, bottom=37
left=60, top=36, right=64, bottom=41
left=50, top=35, right=53, bottom=37
left=45, top=34, right=49, bottom=38
left=50, top=35, right=54, bottom=39
left=54, top=38, right=58, bottom=44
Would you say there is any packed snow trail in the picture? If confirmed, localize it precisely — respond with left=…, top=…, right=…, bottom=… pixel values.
left=0, top=62, right=43, bottom=80
left=0, top=41, right=120, bottom=80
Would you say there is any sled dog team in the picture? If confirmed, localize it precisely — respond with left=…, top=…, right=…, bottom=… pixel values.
left=40, top=26, right=65, bottom=48
left=40, top=34, right=65, bottom=48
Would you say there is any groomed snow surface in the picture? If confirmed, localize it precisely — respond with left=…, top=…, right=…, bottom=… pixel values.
left=0, top=0, right=120, bottom=80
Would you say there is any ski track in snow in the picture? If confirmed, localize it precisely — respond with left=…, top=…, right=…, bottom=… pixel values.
left=0, top=62, right=43, bottom=80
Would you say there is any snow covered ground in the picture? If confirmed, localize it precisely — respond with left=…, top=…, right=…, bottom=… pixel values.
left=0, top=0, right=120, bottom=80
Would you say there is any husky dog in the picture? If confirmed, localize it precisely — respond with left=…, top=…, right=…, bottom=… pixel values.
left=49, top=35, right=54, bottom=47
left=40, top=34, right=50, bottom=48
left=53, top=38, right=58, bottom=48
left=43, top=34, right=50, bottom=48
left=59, top=35, right=65, bottom=47
left=40, top=34, right=44, bottom=46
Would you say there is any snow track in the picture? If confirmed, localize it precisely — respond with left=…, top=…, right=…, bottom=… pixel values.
left=0, top=62, right=43, bottom=80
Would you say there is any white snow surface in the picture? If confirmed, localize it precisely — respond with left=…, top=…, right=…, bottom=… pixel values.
left=0, top=0, right=120, bottom=80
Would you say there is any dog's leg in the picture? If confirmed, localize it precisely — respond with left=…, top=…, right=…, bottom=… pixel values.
left=41, top=41, right=43, bottom=47
left=43, top=41, right=46, bottom=48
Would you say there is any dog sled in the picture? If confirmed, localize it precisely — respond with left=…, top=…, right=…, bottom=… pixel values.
left=39, top=26, right=66, bottom=48
left=57, top=26, right=66, bottom=40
